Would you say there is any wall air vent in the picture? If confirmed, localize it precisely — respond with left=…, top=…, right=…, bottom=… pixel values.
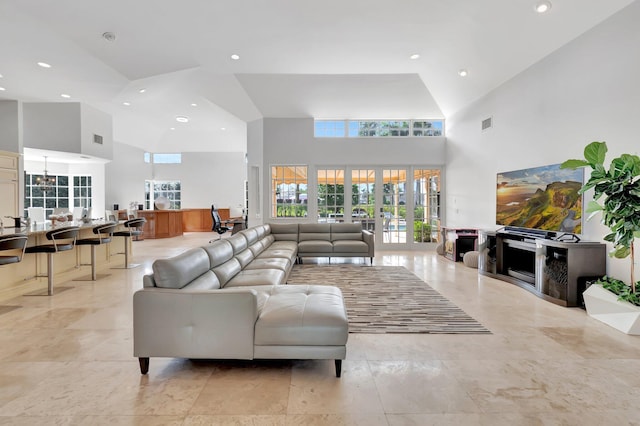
left=481, top=117, right=493, bottom=132
left=93, top=134, right=103, bottom=145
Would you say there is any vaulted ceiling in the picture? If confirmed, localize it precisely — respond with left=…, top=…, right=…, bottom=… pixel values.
left=0, top=0, right=635, bottom=154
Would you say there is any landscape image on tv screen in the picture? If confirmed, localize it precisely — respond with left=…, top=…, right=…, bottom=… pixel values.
left=496, top=164, right=584, bottom=234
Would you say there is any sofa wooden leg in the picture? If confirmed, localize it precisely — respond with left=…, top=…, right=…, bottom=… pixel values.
left=139, top=357, right=149, bottom=374
left=335, top=359, right=342, bottom=378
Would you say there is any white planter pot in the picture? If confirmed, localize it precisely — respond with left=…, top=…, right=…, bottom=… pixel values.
left=583, top=284, right=640, bottom=335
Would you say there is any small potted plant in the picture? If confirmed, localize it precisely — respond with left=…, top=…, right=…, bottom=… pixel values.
left=561, top=141, right=640, bottom=333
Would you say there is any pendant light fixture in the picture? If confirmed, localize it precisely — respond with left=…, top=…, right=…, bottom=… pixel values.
left=36, top=156, right=56, bottom=192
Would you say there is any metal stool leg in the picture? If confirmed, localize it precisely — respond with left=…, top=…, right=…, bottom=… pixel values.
left=90, top=245, right=97, bottom=281
left=47, top=253, right=54, bottom=296
left=111, top=236, right=140, bottom=269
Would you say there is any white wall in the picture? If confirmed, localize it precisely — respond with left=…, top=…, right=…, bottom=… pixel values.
left=446, top=1, right=640, bottom=280
left=105, top=142, right=150, bottom=211
left=164, top=152, right=246, bottom=212
left=106, top=143, right=246, bottom=214
left=247, top=119, right=264, bottom=228
left=22, top=102, right=113, bottom=160
left=80, top=103, right=113, bottom=161
left=23, top=103, right=81, bottom=153
left=0, top=100, right=22, bottom=153
left=256, top=117, right=446, bottom=223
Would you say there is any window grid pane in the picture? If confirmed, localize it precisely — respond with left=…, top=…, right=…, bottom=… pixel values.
left=272, top=166, right=308, bottom=218
left=315, top=119, right=444, bottom=138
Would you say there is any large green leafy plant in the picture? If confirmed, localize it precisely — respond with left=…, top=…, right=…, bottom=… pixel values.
left=561, top=141, right=640, bottom=299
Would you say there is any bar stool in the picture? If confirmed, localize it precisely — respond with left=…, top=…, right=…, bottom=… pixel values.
left=111, top=218, right=146, bottom=269
left=75, top=222, right=118, bottom=281
left=25, top=226, right=80, bottom=295
left=0, top=234, right=28, bottom=265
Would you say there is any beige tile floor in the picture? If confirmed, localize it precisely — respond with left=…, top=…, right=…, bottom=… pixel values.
left=1, top=232, right=639, bottom=425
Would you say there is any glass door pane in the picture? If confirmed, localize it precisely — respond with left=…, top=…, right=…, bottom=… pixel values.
left=351, top=169, right=375, bottom=231
left=413, top=169, right=441, bottom=243
left=382, top=169, right=407, bottom=244
left=317, top=169, right=345, bottom=223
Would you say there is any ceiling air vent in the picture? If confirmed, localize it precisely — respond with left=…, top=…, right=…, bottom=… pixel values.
left=481, top=117, right=493, bottom=132
left=93, top=134, right=103, bottom=145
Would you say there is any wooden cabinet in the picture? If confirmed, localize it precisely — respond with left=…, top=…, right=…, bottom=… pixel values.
left=0, top=151, right=19, bottom=220
left=182, top=208, right=230, bottom=232
left=137, top=210, right=184, bottom=239
left=441, top=227, right=478, bottom=261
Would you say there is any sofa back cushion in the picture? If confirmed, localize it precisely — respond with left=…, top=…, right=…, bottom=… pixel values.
left=331, top=223, right=363, bottom=241
left=203, top=240, right=234, bottom=267
left=182, top=271, right=222, bottom=290
left=202, top=240, right=243, bottom=287
left=299, top=223, right=331, bottom=241
left=269, top=223, right=299, bottom=241
left=254, top=225, right=269, bottom=240
left=227, top=234, right=248, bottom=254
left=212, top=258, right=243, bottom=287
left=241, top=227, right=267, bottom=257
left=152, top=247, right=214, bottom=289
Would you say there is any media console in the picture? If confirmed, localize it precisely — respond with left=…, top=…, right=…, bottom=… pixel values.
left=478, top=228, right=606, bottom=307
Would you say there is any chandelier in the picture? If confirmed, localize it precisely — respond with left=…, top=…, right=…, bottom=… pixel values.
left=36, top=156, right=56, bottom=192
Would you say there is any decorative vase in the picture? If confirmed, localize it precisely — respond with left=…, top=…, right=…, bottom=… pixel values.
left=583, top=284, right=640, bottom=335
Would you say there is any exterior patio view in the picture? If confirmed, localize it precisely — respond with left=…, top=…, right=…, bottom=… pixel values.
left=271, top=166, right=441, bottom=245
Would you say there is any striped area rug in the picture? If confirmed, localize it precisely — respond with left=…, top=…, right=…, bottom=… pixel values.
left=287, top=265, right=491, bottom=334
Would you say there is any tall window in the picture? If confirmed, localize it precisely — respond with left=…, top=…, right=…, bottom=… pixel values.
left=317, top=169, right=345, bottom=222
left=24, top=173, right=94, bottom=218
left=73, top=176, right=92, bottom=209
left=145, top=180, right=181, bottom=209
left=272, top=166, right=307, bottom=218
left=413, top=169, right=441, bottom=243
left=351, top=169, right=375, bottom=231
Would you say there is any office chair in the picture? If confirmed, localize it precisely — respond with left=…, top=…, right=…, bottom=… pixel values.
left=209, top=205, right=230, bottom=242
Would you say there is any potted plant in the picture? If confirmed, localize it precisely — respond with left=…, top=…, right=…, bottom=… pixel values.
left=561, top=141, right=640, bottom=334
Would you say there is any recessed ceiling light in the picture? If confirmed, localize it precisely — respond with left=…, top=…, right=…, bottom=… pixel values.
left=0, top=87, right=5, bottom=91
left=534, top=1, right=552, bottom=13
left=175, top=116, right=189, bottom=123
left=410, top=54, right=420, bottom=60
left=37, top=62, right=52, bottom=68
left=191, top=103, right=198, bottom=107
left=122, top=102, right=131, bottom=106
left=458, top=69, right=468, bottom=77
left=231, top=54, right=240, bottom=60
left=61, top=94, right=71, bottom=98
left=0, top=74, right=3, bottom=78
left=139, top=88, right=146, bottom=93
left=170, top=127, right=176, bottom=131
left=221, top=127, right=226, bottom=131
left=102, top=32, right=116, bottom=42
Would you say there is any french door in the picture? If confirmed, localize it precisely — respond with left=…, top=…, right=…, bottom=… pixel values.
left=316, top=166, right=441, bottom=249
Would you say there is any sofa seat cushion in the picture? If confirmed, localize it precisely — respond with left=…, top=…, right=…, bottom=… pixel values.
left=298, top=240, right=333, bottom=253
left=257, top=247, right=297, bottom=262
left=269, top=240, right=299, bottom=252
left=225, top=268, right=285, bottom=287
left=332, top=240, right=369, bottom=254
left=244, top=257, right=291, bottom=273
left=254, top=285, right=348, bottom=346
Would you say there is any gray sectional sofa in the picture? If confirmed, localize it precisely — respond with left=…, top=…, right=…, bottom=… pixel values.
left=133, top=222, right=374, bottom=377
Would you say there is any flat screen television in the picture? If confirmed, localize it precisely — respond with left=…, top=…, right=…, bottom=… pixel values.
left=496, top=163, right=584, bottom=235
